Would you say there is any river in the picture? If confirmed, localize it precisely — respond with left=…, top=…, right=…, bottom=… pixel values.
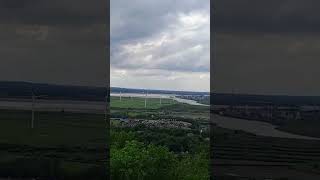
left=0, top=92, right=207, bottom=114
left=213, top=114, right=320, bottom=140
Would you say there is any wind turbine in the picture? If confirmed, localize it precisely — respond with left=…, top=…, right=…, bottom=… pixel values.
left=31, top=89, right=47, bottom=129
left=105, top=94, right=109, bottom=125
left=171, top=94, right=175, bottom=104
left=144, top=90, right=148, bottom=108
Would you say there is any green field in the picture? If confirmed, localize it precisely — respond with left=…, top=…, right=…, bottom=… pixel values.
left=0, top=109, right=107, bottom=179
left=111, top=96, right=176, bottom=109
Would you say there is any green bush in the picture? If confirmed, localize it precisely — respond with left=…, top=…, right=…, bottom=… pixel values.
left=111, top=140, right=176, bottom=180
left=110, top=140, right=209, bottom=180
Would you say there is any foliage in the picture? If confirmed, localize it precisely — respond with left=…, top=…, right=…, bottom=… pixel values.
left=113, top=127, right=207, bottom=153
left=111, top=140, right=176, bottom=180
left=110, top=130, right=136, bottom=148
left=174, top=151, right=210, bottom=180
left=110, top=130, right=209, bottom=180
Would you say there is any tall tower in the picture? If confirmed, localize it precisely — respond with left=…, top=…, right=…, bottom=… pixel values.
left=145, top=91, right=148, bottom=108
left=31, top=91, right=35, bottom=129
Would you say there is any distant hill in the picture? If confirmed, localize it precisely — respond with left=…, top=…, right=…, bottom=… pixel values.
left=211, top=93, right=320, bottom=106
left=1, top=81, right=320, bottom=105
left=110, top=87, right=209, bottom=96
left=0, top=81, right=208, bottom=101
left=0, top=81, right=106, bottom=101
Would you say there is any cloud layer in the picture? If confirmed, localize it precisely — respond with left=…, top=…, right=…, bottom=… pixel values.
left=213, top=0, right=320, bottom=96
left=111, top=0, right=210, bottom=92
left=214, top=0, right=320, bottom=32
left=0, top=0, right=108, bottom=87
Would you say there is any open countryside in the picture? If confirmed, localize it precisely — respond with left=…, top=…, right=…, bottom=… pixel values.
left=0, top=81, right=210, bottom=179
left=110, top=92, right=210, bottom=179
left=212, top=94, right=320, bottom=179
left=111, top=96, right=175, bottom=109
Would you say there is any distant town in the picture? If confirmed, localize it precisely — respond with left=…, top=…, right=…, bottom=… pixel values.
left=213, top=104, right=320, bottom=124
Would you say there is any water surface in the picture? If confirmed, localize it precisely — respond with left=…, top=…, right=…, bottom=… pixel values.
left=111, top=93, right=208, bottom=106
left=213, top=114, right=320, bottom=140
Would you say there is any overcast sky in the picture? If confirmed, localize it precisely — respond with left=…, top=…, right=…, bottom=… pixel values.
left=0, top=0, right=108, bottom=87
left=111, top=0, right=210, bottom=92
left=213, top=0, right=320, bottom=96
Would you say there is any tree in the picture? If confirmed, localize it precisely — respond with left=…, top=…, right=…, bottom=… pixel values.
left=111, top=140, right=176, bottom=180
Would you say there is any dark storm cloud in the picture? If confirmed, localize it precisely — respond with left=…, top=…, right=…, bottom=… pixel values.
left=214, top=0, right=320, bottom=32
left=0, top=0, right=107, bottom=25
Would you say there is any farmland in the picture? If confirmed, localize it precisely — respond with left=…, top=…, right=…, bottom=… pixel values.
left=0, top=109, right=107, bottom=179
left=212, top=117, right=320, bottom=179
left=110, top=96, right=176, bottom=109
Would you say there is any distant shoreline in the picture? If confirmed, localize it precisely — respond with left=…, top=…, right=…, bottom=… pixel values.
left=0, top=98, right=106, bottom=114
left=111, top=93, right=209, bottom=106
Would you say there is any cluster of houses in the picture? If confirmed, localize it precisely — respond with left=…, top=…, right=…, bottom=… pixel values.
left=113, top=118, right=192, bottom=129
left=213, top=105, right=320, bottom=122
left=176, top=95, right=208, bottom=102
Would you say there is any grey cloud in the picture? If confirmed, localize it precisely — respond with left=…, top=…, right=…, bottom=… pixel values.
left=213, top=0, right=320, bottom=95
left=0, top=0, right=107, bottom=25
left=214, top=0, right=320, bottom=32
left=0, top=0, right=108, bottom=87
left=111, top=0, right=210, bottom=91
left=111, top=0, right=208, bottom=42
left=111, top=0, right=209, bottom=73
left=214, top=32, right=320, bottom=95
